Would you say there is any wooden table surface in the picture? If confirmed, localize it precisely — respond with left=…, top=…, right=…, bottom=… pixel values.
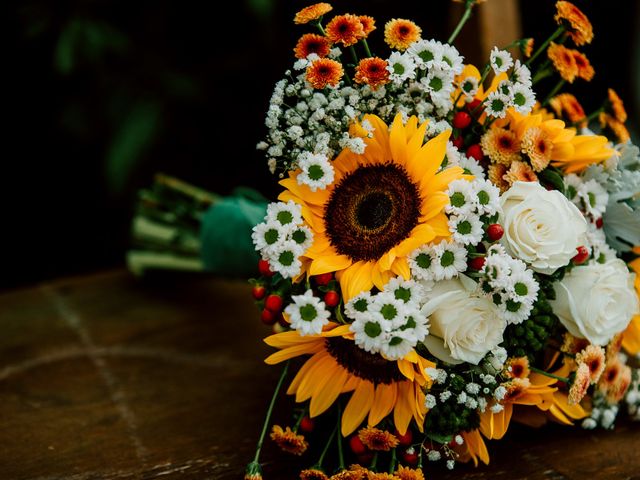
left=1, top=270, right=639, bottom=480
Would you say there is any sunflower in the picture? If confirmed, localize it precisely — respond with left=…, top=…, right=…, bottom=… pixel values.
left=547, top=42, right=578, bottom=83
left=264, top=323, right=433, bottom=436
left=279, top=114, right=466, bottom=301
left=554, top=1, right=593, bottom=46
left=384, top=19, right=421, bottom=51
left=354, top=57, right=390, bottom=90
left=306, top=58, right=344, bottom=89
left=549, top=93, right=586, bottom=125
left=572, top=50, right=594, bottom=81
left=294, top=3, right=333, bottom=25
left=326, top=14, right=365, bottom=47
left=295, top=34, right=332, bottom=60
left=607, top=88, right=627, bottom=122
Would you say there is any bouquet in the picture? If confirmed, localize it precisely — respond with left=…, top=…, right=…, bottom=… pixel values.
left=246, top=1, right=640, bottom=478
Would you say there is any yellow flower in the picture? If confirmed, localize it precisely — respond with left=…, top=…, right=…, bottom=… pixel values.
left=554, top=1, right=593, bottom=46
left=452, top=429, right=489, bottom=466
left=270, top=425, right=308, bottom=455
left=358, top=426, right=399, bottom=451
left=521, top=127, right=553, bottom=172
left=395, top=465, right=424, bottom=480
left=575, top=344, right=605, bottom=384
left=504, top=160, right=538, bottom=185
left=488, top=163, right=509, bottom=192
left=549, top=93, right=587, bottom=125
left=547, top=42, right=578, bottom=83
left=607, top=88, right=627, bottom=123
left=384, top=19, right=421, bottom=51
left=622, top=257, right=640, bottom=355
left=480, top=127, right=521, bottom=166
left=264, top=323, right=433, bottom=436
left=294, top=3, right=333, bottom=25
left=599, top=112, right=630, bottom=143
left=279, top=114, right=466, bottom=301
left=301, top=469, right=330, bottom=480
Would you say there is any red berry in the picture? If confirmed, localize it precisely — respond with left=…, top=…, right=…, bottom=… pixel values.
left=466, top=144, right=484, bottom=162
left=315, top=272, right=333, bottom=286
left=453, top=111, right=472, bottom=129
left=265, top=294, right=283, bottom=312
left=252, top=285, right=266, bottom=300
left=394, top=429, right=413, bottom=446
left=349, top=435, right=367, bottom=455
left=258, top=259, right=274, bottom=277
left=261, top=309, right=277, bottom=325
left=299, top=416, right=315, bottom=433
left=469, top=256, right=486, bottom=270
left=595, top=217, right=603, bottom=229
left=401, top=448, right=419, bottom=466
left=324, top=290, right=340, bottom=308
left=572, top=245, right=589, bottom=264
left=466, top=98, right=483, bottom=113
left=487, top=223, right=504, bottom=241
left=452, top=135, right=465, bottom=150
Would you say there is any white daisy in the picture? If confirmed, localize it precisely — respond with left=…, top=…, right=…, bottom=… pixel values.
left=511, top=60, right=532, bottom=87
left=387, top=52, right=417, bottom=84
left=498, top=295, right=532, bottom=325
left=506, top=268, right=539, bottom=306
left=444, top=141, right=463, bottom=168
left=381, top=332, right=415, bottom=360
left=408, top=39, right=443, bottom=68
left=296, top=151, right=335, bottom=191
left=579, top=179, right=609, bottom=218
left=471, top=179, right=501, bottom=216
left=490, top=47, right=513, bottom=74
left=269, top=240, right=304, bottom=278
left=351, top=316, right=389, bottom=353
left=408, top=244, right=437, bottom=281
left=440, top=43, right=464, bottom=75
left=251, top=221, right=287, bottom=254
left=395, top=311, right=430, bottom=344
left=288, top=224, right=313, bottom=252
left=511, top=83, right=536, bottom=114
left=432, top=240, right=467, bottom=280
left=484, top=91, right=512, bottom=118
left=422, top=65, right=454, bottom=96
left=445, top=179, right=476, bottom=215
left=459, top=154, right=486, bottom=179
left=449, top=213, right=484, bottom=246
left=382, top=277, right=424, bottom=307
left=564, top=173, right=582, bottom=202
left=497, top=80, right=514, bottom=100
left=369, top=292, right=408, bottom=329
left=459, top=76, right=479, bottom=100
left=344, top=291, right=373, bottom=320
left=266, top=200, right=303, bottom=228
left=285, top=289, right=331, bottom=335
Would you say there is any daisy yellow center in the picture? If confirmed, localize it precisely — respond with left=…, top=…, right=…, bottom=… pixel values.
left=324, top=163, right=421, bottom=262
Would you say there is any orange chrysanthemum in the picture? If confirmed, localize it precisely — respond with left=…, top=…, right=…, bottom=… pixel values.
left=326, top=14, right=365, bottom=47
left=504, top=160, right=538, bottom=185
left=294, top=3, right=333, bottom=25
left=330, top=465, right=372, bottom=480
left=549, top=93, right=587, bottom=125
left=547, top=42, right=578, bottom=83
left=575, top=344, right=605, bottom=384
left=395, top=465, right=424, bottom=480
left=607, top=332, right=624, bottom=359
left=359, top=15, right=376, bottom=36
left=306, top=58, right=344, bottom=89
left=358, top=426, right=399, bottom=451
left=560, top=332, right=590, bottom=354
left=521, top=127, right=553, bottom=171
left=599, top=358, right=632, bottom=403
left=599, top=112, right=630, bottom=143
left=502, top=377, right=532, bottom=403
left=301, top=469, right=329, bottom=480
left=480, top=127, right=521, bottom=166
left=505, top=357, right=530, bottom=379
left=568, top=362, right=590, bottom=405
left=522, top=38, right=534, bottom=58
left=607, top=88, right=627, bottom=123
left=555, top=1, right=594, bottom=46
left=294, top=33, right=332, bottom=60
left=270, top=425, right=308, bottom=455
left=354, top=57, right=390, bottom=89
left=572, top=50, right=594, bottom=81
left=384, top=19, right=421, bottom=51
left=369, top=474, right=397, bottom=480
left=488, top=163, right=510, bottom=192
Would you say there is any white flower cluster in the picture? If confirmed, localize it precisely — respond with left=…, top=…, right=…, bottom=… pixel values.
left=251, top=201, right=312, bottom=278
left=625, top=369, right=640, bottom=422
left=285, top=289, right=331, bottom=336
left=347, top=278, right=429, bottom=360
left=582, top=390, right=620, bottom=430
left=408, top=240, right=467, bottom=282
left=480, top=245, right=540, bottom=324
left=443, top=142, right=485, bottom=179
left=445, top=179, right=501, bottom=245
left=484, top=49, right=535, bottom=118
left=565, top=173, right=609, bottom=220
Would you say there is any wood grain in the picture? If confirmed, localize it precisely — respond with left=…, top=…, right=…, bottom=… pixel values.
left=0, top=270, right=638, bottom=479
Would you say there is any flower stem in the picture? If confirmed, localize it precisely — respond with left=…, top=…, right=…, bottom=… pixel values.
left=584, top=107, right=604, bottom=125
left=448, top=0, right=476, bottom=44
left=336, top=404, right=345, bottom=469
left=349, top=46, right=359, bottom=65
left=530, top=365, right=569, bottom=383
left=542, top=79, right=566, bottom=107
left=369, top=452, right=379, bottom=471
left=362, top=39, right=373, bottom=58
left=315, top=22, right=326, bottom=36
left=317, top=421, right=338, bottom=467
left=527, top=26, right=564, bottom=66
left=389, top=448, right=397, bottom=473
left=251, top=361, right=290, bottom=464
left=294, top=406, right=308, bottom=432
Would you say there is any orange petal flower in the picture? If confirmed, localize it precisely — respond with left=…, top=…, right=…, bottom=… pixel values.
left=270, top=425, right=308, bottom=455
left=522, top=38, right=534, bottom=58
left=568, top=362, right=590, bottom=405
left=547, top=42, right=578, bottom=83
left=358, top=426, right=399, bottom=451
left=384, top=19, right=421, bottom=51
left=599, top=112, right=630, bottom=143
left=505, top=357, right=530, bottom=379
left=607, top=88, right=627, bottom=122
left=326, top=14, right=365, bottom=47
left=555, top=1, right=593, bottom=46
left=480, top=127, right=521, bottom=166
left=572, top=50, right=594, bottom=81
left=354, top=57, right=390, bottom=90
left=301, top=469, right=329, bottom=480
left=395, top=465, right=425, bottom=480
left=504, top=160, right=538, bottom=185
left=294, top=33, right=332, bottom=59
left=488, top=163, right=510, bottom=192
left=598, top=357, right=632, bottom=403
left=359, top=15, right=376, bottom=36
left=294, top=3, right=333, bottom=25
left=521, top=127, right=553, bottom=172
left=306, top=58, right=344, bottom=89
left=549, top=93, right=587, bottom=125
left=575, top=344, right=605, bottom=384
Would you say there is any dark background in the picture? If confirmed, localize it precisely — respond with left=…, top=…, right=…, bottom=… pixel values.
left=4, top=0, right=639, bottom=290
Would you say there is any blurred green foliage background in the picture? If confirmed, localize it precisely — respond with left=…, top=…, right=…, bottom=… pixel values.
left=3, top=0, right=638, bottom=289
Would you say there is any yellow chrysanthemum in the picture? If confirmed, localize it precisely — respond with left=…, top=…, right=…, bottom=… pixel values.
left=549, top=93, right=587, bottom=125
left=384, top=19, right=421, bottom=51
left=395, top=465, right=424, bottom=480
left=279, top=114, right=466, bottom=302
left=547, top=42, right=578, bottom=83
left=264, top=323, right=433, bottom=437
left=294, top=3, right=333, bottom=25
left=270, top=425, right=309, bottom=455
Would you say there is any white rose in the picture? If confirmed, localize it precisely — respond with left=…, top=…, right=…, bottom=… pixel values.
left=420, top=275, right=505, bottom=365
left=500, top=181, right=587, bottom=274
left=550, top=259, right=639, bottom=345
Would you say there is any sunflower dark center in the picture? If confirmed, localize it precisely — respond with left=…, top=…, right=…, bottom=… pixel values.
left=325, top=337, right=405, bottom=384
left=325, top=163, right=421, bottom=262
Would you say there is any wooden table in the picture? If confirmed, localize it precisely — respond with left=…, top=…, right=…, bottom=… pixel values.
left=1, top=270, right=638, bottom=479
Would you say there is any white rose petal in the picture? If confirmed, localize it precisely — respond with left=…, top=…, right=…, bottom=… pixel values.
left=550, top=259, right=639, bottom=345
left=500, top=181, right=587, bottom=274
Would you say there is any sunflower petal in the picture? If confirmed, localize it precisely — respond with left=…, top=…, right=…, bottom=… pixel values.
left=368, top=383, right=397, bottom=426
left=287, top=351, right=324, bottom=395
left=310, top=362, right=349, bottom=417
left=264, top=331, right=320, bottom=348
left=389, top=113, right=409, bottom=167
left=342, top=380, right=375, bottom=436
left=309, top=253, right=352, bottom=276
left=264, top=341, right=324, bottom=365
left=393, top=381, right=414, bottom=435
left=296, top=354, right=335, bottom=402
left=339, top=261, right=375, bottom=302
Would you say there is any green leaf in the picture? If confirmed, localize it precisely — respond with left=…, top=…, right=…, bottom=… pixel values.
left=424, top=431, right=453, bottom=445
left=538, top=168, right=565, bottom=194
